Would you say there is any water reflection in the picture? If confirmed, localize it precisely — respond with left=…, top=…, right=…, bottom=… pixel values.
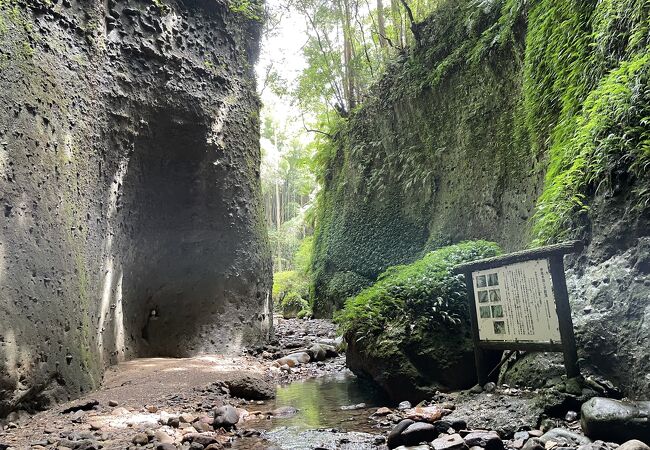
left=233, top=373, right=389, bottom=449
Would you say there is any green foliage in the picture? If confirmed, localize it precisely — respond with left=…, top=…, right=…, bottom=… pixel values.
left=525, top=0, right=650, bottom=245
left=272, top=270, right=309, bottom=305
left=281, top=291, right=310, bottom=319
left=335, top=241, right=501, bottom=343
left=228, top=0, right=263, bottom=21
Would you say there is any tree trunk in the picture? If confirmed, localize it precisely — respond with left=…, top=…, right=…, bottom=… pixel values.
left=377, top=0, right=388, bottom=49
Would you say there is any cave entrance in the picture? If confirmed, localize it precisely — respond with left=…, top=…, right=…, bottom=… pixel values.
left=118, top=110, right=233, bottom=358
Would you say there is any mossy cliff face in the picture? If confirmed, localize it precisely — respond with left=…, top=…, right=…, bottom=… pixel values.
left=315, top=0, right=650, bottom=397
left=0, top=0, right=271, bottom=416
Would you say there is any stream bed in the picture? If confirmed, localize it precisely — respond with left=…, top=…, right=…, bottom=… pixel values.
left=233, top=372, right=389, bottom=449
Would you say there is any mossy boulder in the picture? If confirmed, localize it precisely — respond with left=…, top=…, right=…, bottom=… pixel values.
left=281, top=292, right=309, bottom=319
left=336, top=241, right=501, bottom=402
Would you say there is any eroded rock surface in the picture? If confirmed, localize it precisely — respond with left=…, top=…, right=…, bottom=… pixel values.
left=0, top=0, right=270, bottom=416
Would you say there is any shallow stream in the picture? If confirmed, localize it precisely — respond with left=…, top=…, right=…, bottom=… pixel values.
left=233, top=372, right=389, bottom=449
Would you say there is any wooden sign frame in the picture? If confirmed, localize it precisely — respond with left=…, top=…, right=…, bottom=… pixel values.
left=454, top=241, right=583, bottom=385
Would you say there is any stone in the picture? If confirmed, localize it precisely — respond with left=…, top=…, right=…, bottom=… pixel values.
left=224, top=374, right=275, bottom=400
left=432, top=433, right=467, bottom=450
left=308, top=344, right=328, bottom=361
left=539, top=429, right=591, bottom=446
left=401, top=422, right=440, bottom=446
left=484, top=382, right=497, bottom=393
left=182, top=433, right=219, bottom=446
left=375, top=407, right=393, bottom=416
left=398, top=401, right=412, bottom=410
left=581, top=398, right=650, bottom=443
left=404, top=406, right=445, bottom=423
left=514, top=432, right=530, bottom=441
left=617, top=441, right=650, bottom=450
left=108, top=400, right=119, bottom=407
left=523, top=438, right=545, bottom=450
left=213, top=405, right=239, bottom=428
left=154, top=430, right=174, bottom=444
left=132, top=433, right=149, bottom=445
left=271, top=406, right=299, bottom=417
left=464, top=431, right=504, bottom=450
left=388, top=419, right=415, bottom=449
left=565, top=411, right=578, bottom=422
left=156, top=445, right=177, bottom=450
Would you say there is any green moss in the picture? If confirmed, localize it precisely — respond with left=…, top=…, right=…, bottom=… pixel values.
left=335, top=241, right=501, bottom=341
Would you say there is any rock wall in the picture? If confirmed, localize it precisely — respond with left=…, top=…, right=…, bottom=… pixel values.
left=0, top=0, right=271, bottom=416
left=313, top=0, right=650, bottom=398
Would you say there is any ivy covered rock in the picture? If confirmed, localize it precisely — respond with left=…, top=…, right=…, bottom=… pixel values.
left=281, top=292, right=310, bottom=319
left=336, top=241, right=501, bottom=402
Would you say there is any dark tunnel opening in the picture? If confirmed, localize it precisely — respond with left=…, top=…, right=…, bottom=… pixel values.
left=117, top=109, right=235, bottom=358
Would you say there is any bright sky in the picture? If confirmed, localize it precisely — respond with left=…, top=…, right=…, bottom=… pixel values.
left=256, top=0, right=311, bottom=172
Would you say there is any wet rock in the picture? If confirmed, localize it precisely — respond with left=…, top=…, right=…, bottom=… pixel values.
left=341, top=403, right=367, bottom=410
left=271, top=406, right=299, bottom=417
left=581, top=397, right=650, bottom=443
left=212, top=405, right=239, bottom=428
left=565, top=411, right=578, bottom=422
left=432, top=433, right=468, bottom=450
left=375, top=407, right=393, bottom=416
left=401, top=422, right=439, bottom=446
left=398, top=401, right=412, bottom=410
left=464, top=431, right=504, bottom=450
left=388, top=419, right=415, bottom=449
left=225, top=374, right=275, bottom=400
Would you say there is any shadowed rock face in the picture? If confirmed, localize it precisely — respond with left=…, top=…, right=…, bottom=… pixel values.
left=0, top=0, right=271, bottom=415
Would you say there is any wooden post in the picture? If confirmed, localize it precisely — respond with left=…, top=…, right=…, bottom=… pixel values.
left=464, top=271, right=489, bottom=386
left=549, top=255, right=580, bottom=378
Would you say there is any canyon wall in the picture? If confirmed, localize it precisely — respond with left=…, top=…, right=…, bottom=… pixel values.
left=0, top=0, right=271, bottom=415
left=313, top=0, right=650, bottom=398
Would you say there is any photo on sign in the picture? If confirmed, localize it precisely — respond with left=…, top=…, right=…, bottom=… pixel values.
left=488, top=273, right=499, bottom=286
left=479, top=306, right=491, bottom=318
left=477, top=275, right=487, bottom=288
left=493, top=321, right=506, bottom=335
left=491, top=305, right=504, bottom=318
left=489, top=289, right=501, bottom=302
left=478, top=291, right=489, bottom=303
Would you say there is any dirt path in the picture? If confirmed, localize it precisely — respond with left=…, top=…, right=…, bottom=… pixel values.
left=0, top=318, right=344, bottom=449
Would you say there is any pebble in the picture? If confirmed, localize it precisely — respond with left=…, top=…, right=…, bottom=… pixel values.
left=132, top=433, right=149, bottom=445
left=398, top=401, right=412, bottom=410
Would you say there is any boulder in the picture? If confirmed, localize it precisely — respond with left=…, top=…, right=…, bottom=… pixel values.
left=581, top=398, right=650, bottom=444
left=224, top=374, right=275, bottom=400
left=401, top=422, right=440, bottom=446
left=388, top=419, right=415, bottom=449
left=213, top=405, right=239, bottom=429
left=617, top=441, right=650, bottom=450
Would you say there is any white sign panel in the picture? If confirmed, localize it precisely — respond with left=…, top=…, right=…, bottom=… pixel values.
left=472, top=259, right=561, bottom=343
